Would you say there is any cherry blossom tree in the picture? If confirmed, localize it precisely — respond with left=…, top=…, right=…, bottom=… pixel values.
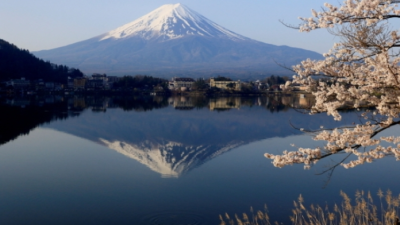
left=265, top=0, right=400, bottom=170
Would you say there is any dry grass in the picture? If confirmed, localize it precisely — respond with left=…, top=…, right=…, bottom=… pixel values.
left=219, top=190, right=400, bottom=225
left=219, top=205, right=272, bottom=225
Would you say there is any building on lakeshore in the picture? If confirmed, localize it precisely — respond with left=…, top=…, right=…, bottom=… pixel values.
left=209, top=78, right=241, bottom=91
left=91, top=74, right=107, bottom=81
left=292, top=84, right=308, bottom=91
left=87, top=74, right=107, bottom=90
left=32, top=79, right=45, bottom=91
left=73, top=74, right=121, bottom=90
left=106, top=76, right=121, bottom=89
left=254, top=80, right=269, bottom=91
left=73, top=77, right=87, bottom=90
left=45, top=82, right=55, bottom=89
left=6, top=78, right=30, bottom=89
left=169, top=77, right=195, bottom=90
left=86, top=79, right=104, bottom=90
left=67, top=77, right=74, bottom=89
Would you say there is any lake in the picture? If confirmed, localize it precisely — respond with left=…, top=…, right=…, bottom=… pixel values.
left=0, top=95, right=399, bottom=225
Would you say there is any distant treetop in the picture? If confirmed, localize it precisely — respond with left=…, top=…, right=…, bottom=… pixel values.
left=0, top=39, right=83, bottom=83
left=213, top=76, right=232, bottom=81
left=174, top=77, right=195, bottom=82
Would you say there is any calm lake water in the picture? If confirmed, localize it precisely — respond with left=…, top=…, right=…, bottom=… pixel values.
left=0, top=95, right=399, bottom=225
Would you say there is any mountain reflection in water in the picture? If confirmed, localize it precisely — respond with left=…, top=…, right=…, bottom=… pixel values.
left=1, top=94, right=357, bottom=178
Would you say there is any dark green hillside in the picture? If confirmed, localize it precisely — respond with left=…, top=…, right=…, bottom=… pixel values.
left=0, top=39, right=83, bottom=83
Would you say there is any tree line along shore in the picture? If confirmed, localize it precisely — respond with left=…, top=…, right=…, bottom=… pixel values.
left=2, top=73, right=306, bottom=96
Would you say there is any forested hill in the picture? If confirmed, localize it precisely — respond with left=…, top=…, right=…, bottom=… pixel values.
left=0, top=39, right=83, bottom=83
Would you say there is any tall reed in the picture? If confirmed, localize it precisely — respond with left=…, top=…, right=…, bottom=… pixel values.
left=219, top=190, right=400, bottom=225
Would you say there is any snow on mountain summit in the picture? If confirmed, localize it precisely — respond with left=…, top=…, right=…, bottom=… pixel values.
left=100, top=3, right=248, bottom=41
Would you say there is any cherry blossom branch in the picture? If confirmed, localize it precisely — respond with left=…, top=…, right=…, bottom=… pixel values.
left=266, top=0, right=400, bottom=170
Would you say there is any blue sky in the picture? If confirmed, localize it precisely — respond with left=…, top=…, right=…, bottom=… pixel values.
left=0, top=0, right=336, bottom=53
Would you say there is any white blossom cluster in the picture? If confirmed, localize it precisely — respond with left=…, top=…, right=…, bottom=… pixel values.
left=265, top=148, right=321, bottom=169
left=299, top=0, right=400, bottom=32
left=267, top=0, right=400, bottom=169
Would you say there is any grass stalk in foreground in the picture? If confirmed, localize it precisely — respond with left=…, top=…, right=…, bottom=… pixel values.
left=220, top=189, right=400, bottom=225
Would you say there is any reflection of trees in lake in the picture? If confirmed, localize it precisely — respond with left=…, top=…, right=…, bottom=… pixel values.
left=71, top=95, right=169, bottom=112
left=171, top=96, right=195, bottom=110
left=209, top=97, right=240, bottom=111
left=0, top=97, right=80, bottom=145
left=0, top=95, right=170, bottom=146
left=168, top=94, right=314, bottom=112
left=192, top=96, right=209, bottom=109
left=0, top=94, right=361, bottom=178
left=112, top=96, right=168, bottom=112
left=0, top=94, right=316, bottom=155
left=44, top=97, right=358, bottom=178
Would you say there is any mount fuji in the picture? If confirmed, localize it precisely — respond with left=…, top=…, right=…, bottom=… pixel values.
left=34, top=3, right=322, bottom=78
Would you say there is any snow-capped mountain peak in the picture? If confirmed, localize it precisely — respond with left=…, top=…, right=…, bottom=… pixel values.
left=33, top=3, right=323, bottom=76
left=100, top=3, right=247, bottom=41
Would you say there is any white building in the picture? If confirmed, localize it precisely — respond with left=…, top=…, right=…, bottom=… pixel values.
left=168, top=77, right=195, bottom=90
left=209, top=78, right=241, bottom=91
left=6, top=78, right=30, bottom=89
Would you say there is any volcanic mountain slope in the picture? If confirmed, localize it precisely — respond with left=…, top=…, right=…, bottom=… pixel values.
left=34, top=3, right=322, bottom=77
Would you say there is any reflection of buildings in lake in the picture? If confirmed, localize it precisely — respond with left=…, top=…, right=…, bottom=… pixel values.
left=209, top=97, right=241, bottom=111
left=279, top=94, right=315, bottom=109
left=299, top=94, right=311, bottom=108
left=5, top=96, right=64, bottom=108
left=295, top=94, right=314, bottom=109
left=87, top=97, right=109, bottom=112
left=172, top=96, right=194, bottom=110
left=5, top=98, right=31, bottom=108
left=281, top=96, right=292, bottom=106
left=73, top=97, right=86, bottom=109
left=100, top=139, right=244, bottom=178
left=72, top=97, right=115, bottom=111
